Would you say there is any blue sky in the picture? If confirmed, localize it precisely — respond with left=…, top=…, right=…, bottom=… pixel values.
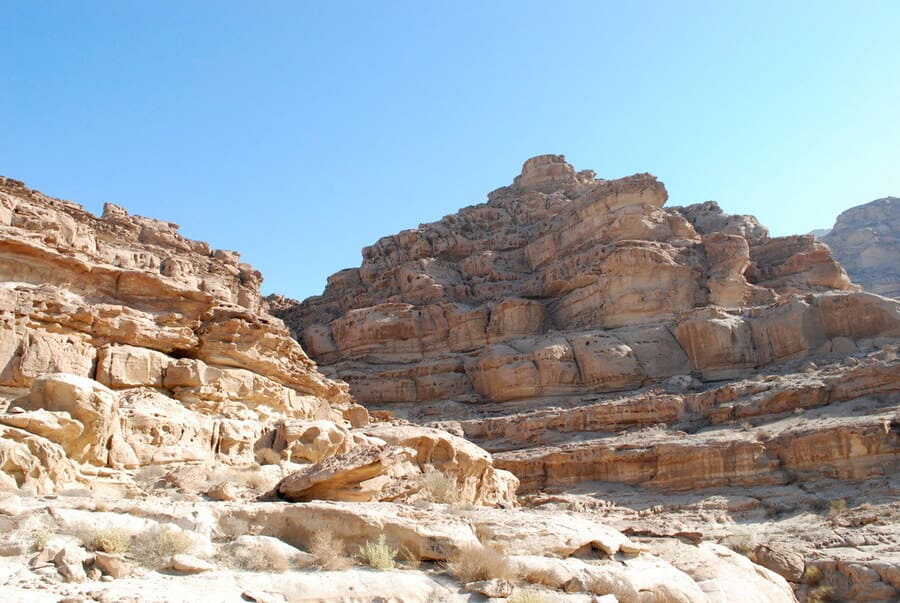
left=2, top=1, right=898, bottom=300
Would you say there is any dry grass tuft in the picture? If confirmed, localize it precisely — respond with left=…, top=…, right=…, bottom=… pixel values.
left=445, top=544, right=515, bottom=583
left=131, top=525, right=194, bottom=568
left=358, top=534, right=397, bottom=570
left=221, top=540, right=291, bottom=573
left=803, top=565, right=824, bottom=586
left=721, top=532, right=754, bottom=556
left=398, top=545, right=421, bottom=569
left=30, top=526, right=52, bottom=552
left=309, top=530, right=351, bottom=570
left=828, top=498, right=847, bottom=517
left=422, top=470, right=460, bottom=504
left=807, top=585, right=835, bottom=603
left=91, top=528, right=132, bottom=554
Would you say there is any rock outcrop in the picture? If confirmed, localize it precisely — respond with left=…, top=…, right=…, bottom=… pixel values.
left=820, top=197, right=900, bottom=298
left=272, top=155, right=900, bottom=602
left=0, top=176, right=514, bottom=507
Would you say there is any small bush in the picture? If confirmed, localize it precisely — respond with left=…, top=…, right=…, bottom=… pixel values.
left=399, top=545, right=421, bottom=569
left=722, top=533, right=754, bottom=556
left=131, top=525, right=194, bottom=568
left=804, top=565, right=824, bottom=586
left=309, top=530, right=350, bottom=570
left=358, top=535, right=397, bottom=570
left=445, top=544, right=514, bottom=583
left=828, top=498, right=847, bottom=517
left=422, top=470, right=460, bottom=504
left=807, top=585, right=835, bottom=603
left=30, top=526, right=52, bottom=552
left=92, top=528, right=131, bottom=554
left=221, top=540, right=290, bottom=573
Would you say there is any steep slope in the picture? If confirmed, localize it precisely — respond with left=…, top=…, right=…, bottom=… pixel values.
left=821, top=197, right=900, bottom=298
left=274, top=155, right=900, bottom=601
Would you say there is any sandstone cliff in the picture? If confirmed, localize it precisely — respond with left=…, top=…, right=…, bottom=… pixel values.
left=820, top=197, right=900, bottom=298
left=0, top=176, right=516, bottom=508
left=273, top=155, right=900, bottom=602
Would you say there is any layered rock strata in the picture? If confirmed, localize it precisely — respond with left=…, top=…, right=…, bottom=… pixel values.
left=0, top=177, right=514, bottom=505
left=277, top=156, right=866, bottom=410
left=274, top=155, right=900, bottom=601
left=820, top=197, right=900, bottom=298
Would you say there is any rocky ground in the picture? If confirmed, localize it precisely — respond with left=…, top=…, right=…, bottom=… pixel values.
left=0, top=158, right=898, bottom=602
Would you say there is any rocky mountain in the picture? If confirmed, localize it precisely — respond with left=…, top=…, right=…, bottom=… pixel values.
left=272, top=155, right=900, bottom=602
left=0, top=172, right=806, bottom=603
left=820, top=197, right=900, bottom=298
left=1, top=160, right=898, bottom=602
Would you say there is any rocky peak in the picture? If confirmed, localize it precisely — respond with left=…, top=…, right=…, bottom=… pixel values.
left=511, top=154, right=595, bottom=193
left=822, top=196, right=900, bottom=298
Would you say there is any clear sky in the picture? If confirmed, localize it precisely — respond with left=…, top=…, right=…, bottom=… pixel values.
left=2, top=1, right=899, bottom=300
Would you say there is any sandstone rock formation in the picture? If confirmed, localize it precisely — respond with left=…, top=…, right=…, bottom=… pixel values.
left=820, top=197, right=900, bottom=298
left=3, top=162, right=898, bottom=602
left=272, top=155, right=900, bottom=602
left=0, top=176, right=514, bottom=508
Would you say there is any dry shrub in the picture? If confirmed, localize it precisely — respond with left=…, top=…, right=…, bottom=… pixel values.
left=423, top=470, right=460, bottom=504
left=221, top=540, right=291, bottom=573
left=445, top=544, right=515, bottom=583
left=92, top=528, right=131, bottom=554
left=309, top=530, right=350, bottom=570
left=399, top=545, right=421, bottom=569
left=828, top=498, right=847, bottom=517
left=522, top=567, right=557, bottom=587
left=131, top=525, right=195, bottom=568
left=30, top=526, right=52, bottom=552
left=807, top=585, right=835, bottom=603
left=721, top=532, right=754, bottom=556
left=358, top=535, right=397, bottom=570
left=804, top=565, right=824, bottom=586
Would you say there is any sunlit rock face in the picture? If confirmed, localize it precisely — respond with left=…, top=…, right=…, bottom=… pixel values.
left=820, top=196, right=900, bottom=298
left=275, top=154, right=880, bottom=414
left=271, top=156, right=900, bottom=601
left=0, top=176, right=516, bottom=507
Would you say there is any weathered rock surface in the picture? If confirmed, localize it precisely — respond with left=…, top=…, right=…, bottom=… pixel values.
left=0, top=176, right=512, bottom=508
left=271, top=156, right=900, bottom=602
left=820, top=197, right=900, bottom=298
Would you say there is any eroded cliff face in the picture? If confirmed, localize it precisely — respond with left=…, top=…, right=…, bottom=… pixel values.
left=273, top=155, right=900, bottom=602
left=821, top=197, right=900, bottom=298
left=0, top=176, right=516, bottom=508
left=275, top=155, right=886, bottom=413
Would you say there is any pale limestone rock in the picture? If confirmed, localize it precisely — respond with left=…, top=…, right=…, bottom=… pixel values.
left=273, top=420, right=355, bottom=463
left=364, top=424, right=519, bottom=506
left=822, top=197, right=900, bottom=298
left=754, top=544, right=805, bottom=582
left=465, top=578, right=513, bottom=597
left=95, top=344, right=168, bottom=389
left=92, top=552, right=132, bottom=579
left=0, top=425, right=81, bottom=492
left=18, top=374, right=133, bottom=467
left=166, top=553, right=215, bottom=574
left=276, top=444, right=420, bottom=502
left=53, top=544, right=89, bottom=582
